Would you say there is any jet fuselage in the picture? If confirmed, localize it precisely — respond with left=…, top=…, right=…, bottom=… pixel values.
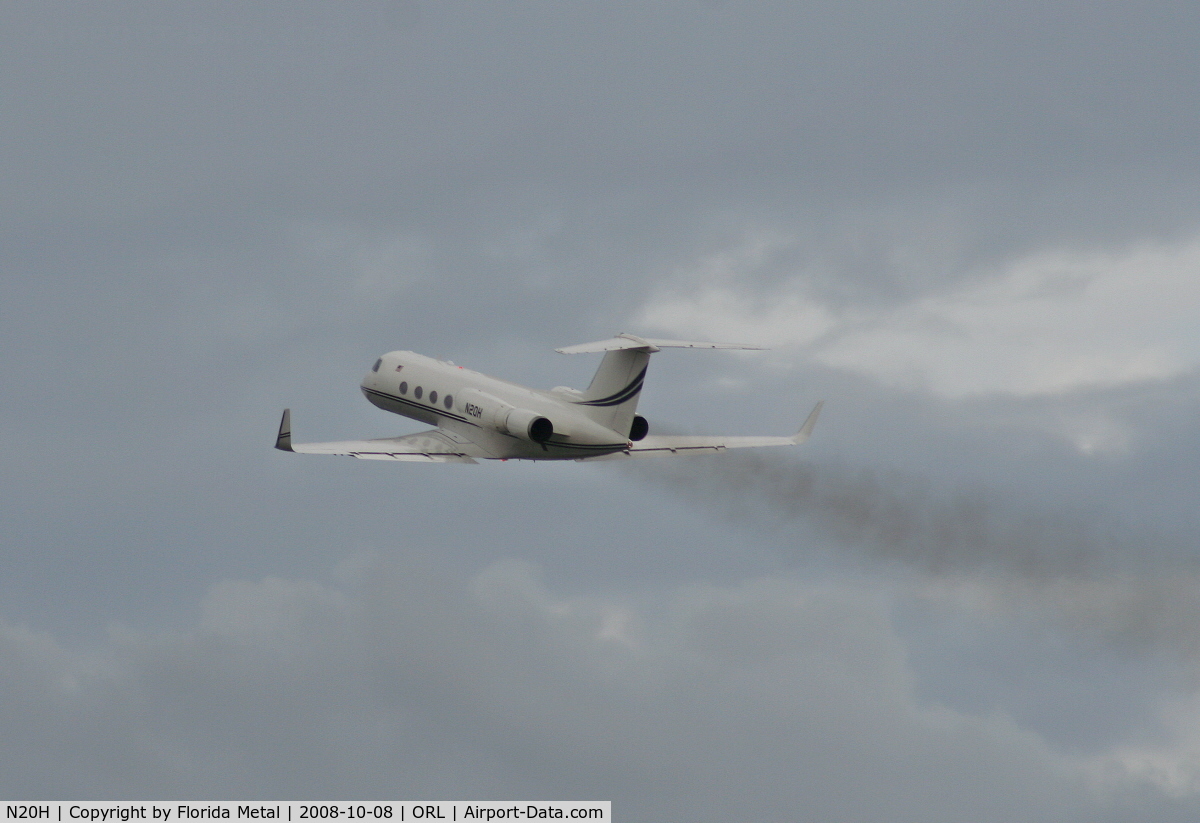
left=359, top=351, right=630, bottom=460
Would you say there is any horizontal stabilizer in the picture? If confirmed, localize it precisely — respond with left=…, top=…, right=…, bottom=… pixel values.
left=556, top=332, right=765, bottom=354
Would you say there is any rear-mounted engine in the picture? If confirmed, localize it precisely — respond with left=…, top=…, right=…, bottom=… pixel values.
left=503, top=407, right=554, bottom=443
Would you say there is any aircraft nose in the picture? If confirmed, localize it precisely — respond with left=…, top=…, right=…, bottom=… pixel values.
left=359, top=372, right=378, bottom=403
left=362, top=356, right=384, bottom=389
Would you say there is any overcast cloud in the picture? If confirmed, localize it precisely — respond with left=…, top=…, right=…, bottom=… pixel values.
left=4, top=2, right=1200, bottom=819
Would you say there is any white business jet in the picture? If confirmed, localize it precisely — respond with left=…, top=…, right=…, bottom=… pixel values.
left=275, top=333, right=822, bottom=463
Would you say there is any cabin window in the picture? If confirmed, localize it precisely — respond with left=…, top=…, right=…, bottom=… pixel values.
left=429, top=390, right=438, bottom=404
left=372, top=358, right=382, bottom=373
left=399, top=381, right=407, bottom=394
left=444, top=394, right=454, bottom=409
left=414, top=386, right=423, bottom=399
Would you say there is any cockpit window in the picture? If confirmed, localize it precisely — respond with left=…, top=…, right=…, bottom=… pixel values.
left=372, top=358, right=382, bottom=373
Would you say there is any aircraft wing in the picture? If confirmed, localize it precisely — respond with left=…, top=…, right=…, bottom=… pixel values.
left=580, top=401, right=824, bottom=460
left=274, top=409, right=484, bottom=463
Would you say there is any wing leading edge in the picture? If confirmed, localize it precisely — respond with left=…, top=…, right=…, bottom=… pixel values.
left=578, top=400, right=824, bottom=460
left=274, top=409, right=484, bottom=463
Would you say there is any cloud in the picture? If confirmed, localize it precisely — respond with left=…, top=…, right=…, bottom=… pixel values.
left=1106, top=693, right=1200, bottom=799
left=4, top=4, right=1200, bottom=820
left=5, top=553, right=1189, bottom=820
left=919, top=572, right=1200, bottom=800
left=910, top=573, right=1200, bottom=659
left=616, top=438, right=1200, bottom=804
left=639, top=234, right=1200, bottom=398
left=627, top=450, right=1150, bottom=578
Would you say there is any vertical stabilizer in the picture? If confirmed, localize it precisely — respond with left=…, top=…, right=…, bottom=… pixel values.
left=574, top=347, right=651, bottom=436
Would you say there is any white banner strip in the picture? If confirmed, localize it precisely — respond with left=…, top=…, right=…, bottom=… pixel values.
left=2, top=804, right=610, bottom=823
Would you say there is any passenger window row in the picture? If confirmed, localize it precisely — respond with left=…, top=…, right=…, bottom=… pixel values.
left=398, top=382, right=454, bottom=409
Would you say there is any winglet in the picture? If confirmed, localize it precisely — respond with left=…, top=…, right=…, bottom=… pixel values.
left=275, top=408, right=294, bottom=452
left=792, top=400, right=824, bottom=445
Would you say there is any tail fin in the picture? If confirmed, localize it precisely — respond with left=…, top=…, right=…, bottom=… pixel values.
left=555, top=333, right=765, bottom=437
left=572, top=348, right=651, bottom=435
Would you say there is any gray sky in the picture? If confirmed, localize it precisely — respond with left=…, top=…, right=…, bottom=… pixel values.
left=4, top=1, right=1200, bottom=818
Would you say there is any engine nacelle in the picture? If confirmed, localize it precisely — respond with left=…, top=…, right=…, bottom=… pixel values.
left=629, top=415, right=649, bottom=441
left=502, top=407, right=554, bottom=443
left=459, top=389, right=557, bottom=443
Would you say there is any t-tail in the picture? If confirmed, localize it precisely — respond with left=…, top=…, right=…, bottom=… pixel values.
left=556, top=332, right=766, bottom=438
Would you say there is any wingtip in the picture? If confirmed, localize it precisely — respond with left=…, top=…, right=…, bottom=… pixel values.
left=792, top=400, right=824, bottom=445
left=275, top=408, right=294, bottom=451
